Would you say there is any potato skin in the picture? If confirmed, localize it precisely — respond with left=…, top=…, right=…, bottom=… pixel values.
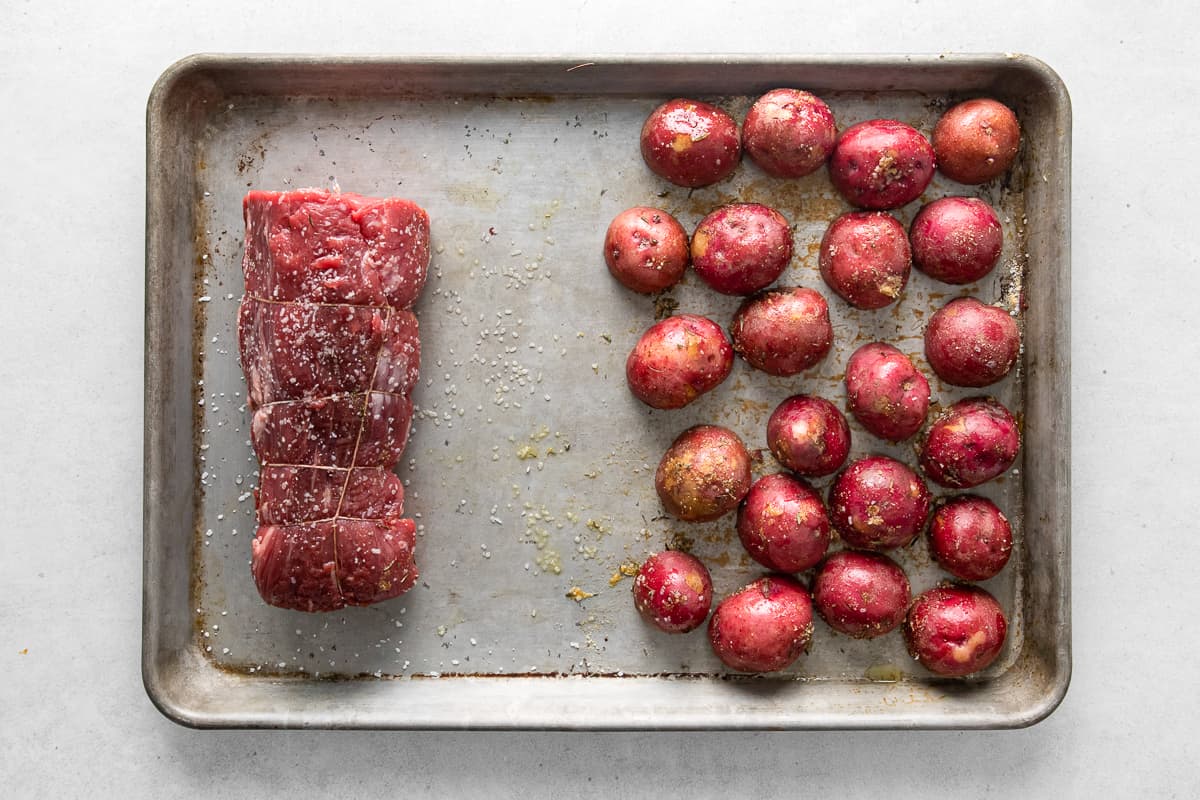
left=656, top=425, right=752, bottom=522
left=928, top=495, right=1013, bottom=581
left=737, top=473, right=832, bottom=573
left=813, top=550, right=911, bottom=639
left=766, top=395, right=851, bottom=478
left=933, top=98, right=1020, bottom=185
left=919, top=397, right=1020, bottom=488
left=924, top=297, right=1020, bottom=387
left=640, top=98, right=741, bottom=188
left=910, top=197, right=1003, bottom=285
left=626, top=314, right=733, bottom=410
left=845, top=342, right=931, bottom=442
left=632, top=550, right=714, bottom=633
left=829, top=456, right=931, bottom=551
left=604, top=206, right=689, bottom=294
left=741, top=88, right=837, bottom=178
left=730, top=287, right=833, bottom=376
left=691, top=203, right=793, bottom=296
left=829, top=119, right=936, bottom=209
left=707, top=575, right=814, bottom=673
left=819, top=211, right=912, bottom=309
left=904, top=584, right=1008, bottom=677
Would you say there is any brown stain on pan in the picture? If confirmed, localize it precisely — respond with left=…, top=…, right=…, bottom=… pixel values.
left=208, top=662, right=826, bottom=681
left=190, top=168, right=218, bottom=655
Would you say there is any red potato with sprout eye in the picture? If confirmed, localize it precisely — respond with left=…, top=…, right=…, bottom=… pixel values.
left=928, top=495, right=1013, bottom=581
left=904, top=584, right=1008, bottom=677
left=708, top=575, right=814, bottom=673
left=741, top=88, right=838, bottom=178
left=829, top=456, right=931, bottom=551
left=730, top=287, right=833, bottom=376
left=813, top=550, right=910, bottom=639
left=737, top=473, right=832, bottom=573
left=625, top=314, right=733, bottom=410
left=656, top=425, right=752, bottom=523
left=845, top=342, right=931, bottom=442
left=603, top=206, right=689, bottom=294
left=920, top=397, right=1020, bottom=488
left=640, top=98, right=741, bottom=188
left=632, top=550, right=713, bottom=633
left=691, top=203, right=793, bottom=296
left=910, top=197, right=1004, bottom=285
left=933, top=98, right=1021, bottom=185
left=819, top=211, right=912, bottom=309
left=767, top=395, right=851, bottom=478
left=924, top=297, right=1020, bottom=387
left=829, top=119, right=935, bottom=209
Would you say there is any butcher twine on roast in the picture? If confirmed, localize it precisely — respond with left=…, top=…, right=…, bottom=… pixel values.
left=237, top=189, right=430, bottom=612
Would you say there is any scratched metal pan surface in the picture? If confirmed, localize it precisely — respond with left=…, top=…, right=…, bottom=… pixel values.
left=144, top=54, right=1070, bottom=729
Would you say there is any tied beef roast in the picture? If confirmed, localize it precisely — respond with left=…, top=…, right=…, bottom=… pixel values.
left=238, top=189, right=430, bottom=612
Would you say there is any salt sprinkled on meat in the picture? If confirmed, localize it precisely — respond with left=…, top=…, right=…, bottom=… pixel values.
left=238, top=188, right=430, bottom=613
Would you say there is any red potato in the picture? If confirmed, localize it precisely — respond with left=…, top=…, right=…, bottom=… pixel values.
left=845, top=342, right=931, bottom=442
left=910, top=197, right=1004, bottom=285
left=924, top=297, right=1020, bottom=388
left=640, top=98, right=741, bottom=188
left=933, top=98, right=1021, bottom=185
left=603, top=206, right=689, bottom=294
left=829, top=456, right=931, bottom=551
left=632, top=550, right=714, bottom=633
left=920, top=397, right=1020, bottom=489
left=625, top=314, right=733, bottom=410
left=691, top=203, right=793, bottom=296
left=904, top=584, right=1008, bottom=677
left=766, top=395, right=851, bottom=478
left=829, top=119, right=936, bottom=210
left=730, top=287, right=833, bottom=376
left=656, top=425, right=752, bottom=522
left=737, top=473, right=832, bottom=573
left=708, top=575, right=814, bottom=673
left=819, top=211, right=912, bottom=309
left=741, top=88, right=838, bottom=178
left=812, top=550, right=910, bottom=639
left=928, top=495, right=1013, bottom=581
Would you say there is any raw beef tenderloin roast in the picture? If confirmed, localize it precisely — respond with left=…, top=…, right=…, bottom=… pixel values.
left=238, top=189, right=430, bottom=612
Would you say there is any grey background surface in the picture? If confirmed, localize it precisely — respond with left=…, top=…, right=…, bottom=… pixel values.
left=2, top=0, right=1195, bottom=795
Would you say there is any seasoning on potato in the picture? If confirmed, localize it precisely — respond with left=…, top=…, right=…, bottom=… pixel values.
left=632, top=550, right=714, bottom=633
left=603, top=206, right=690, bottom=294
left=844, top=342, right=931, bottom=442
left=813, top=550, right=911, bottom=639
left=829, top=455, right=931, bottom=551
left=625, top=313, right=734, bottom=410
left=741, top=88, right=838, bottom=179
left=614, top=86, right=1030, bottom=682
left=819, top=211, right=912, bottom=310
left=691, top=203, right=793, bottom=296
left=736, top=473, right=832, bottom=573
left=655, top=425, right=752, bottom=523
left=933, top=98, right=1021, bottom=185
left=927, top=495, right=1013, bottom=581
left=707, top=575, right=814, bottom=673
left=909, top=196, right=1004, bottom=285
left=919, top=397, right=1021, bottom=488
left=904, top=584, right=1008, bottom=677
left=924, top=297, right=1020, bottom=388
left=766, top=394, right=851, bottom=478
left=730, top=286, right=833, bottom=376
left=828, top=119, right=935, bottom=209
left=640, top=98, right=741, bottom=188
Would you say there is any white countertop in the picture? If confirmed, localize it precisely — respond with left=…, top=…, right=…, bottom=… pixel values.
left=3, top=0, right=1197, bottom=795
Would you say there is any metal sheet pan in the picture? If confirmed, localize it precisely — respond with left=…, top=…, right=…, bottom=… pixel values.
left=144, top=54, right=1070, bottom=729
